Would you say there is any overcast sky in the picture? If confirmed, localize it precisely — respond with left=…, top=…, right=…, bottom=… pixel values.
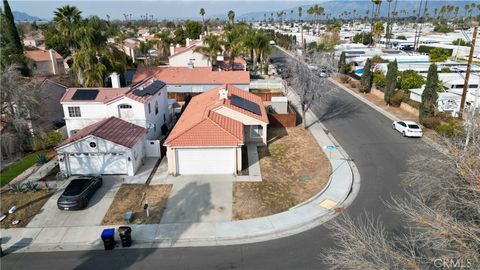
left=5, top=1, right=319, bottom=20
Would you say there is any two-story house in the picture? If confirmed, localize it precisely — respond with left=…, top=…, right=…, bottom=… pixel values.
left=60, top=76, right=169, bottom=140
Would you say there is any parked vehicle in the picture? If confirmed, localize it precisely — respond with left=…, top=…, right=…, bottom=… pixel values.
left=57, top=176, right=103, bottom=210
left=392, top=120, right=423, bottom=138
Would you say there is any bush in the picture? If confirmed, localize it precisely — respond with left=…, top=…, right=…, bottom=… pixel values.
left=390, top=91, right=404, bottom=107
left=339, top=74, right=351, bottom=84
left=373, top=70, right=386, bottom=89
left=429, top=48, right=451, bottom=63
left=440, top=67, right=451, bottom=73
left=435, top=121, right=463, bottom=138
left=349, top=80, right=358, bottom=89
left=46, top=131, right=63, bottom=147
left=421, top=115, right=442, bottom=129
left=398, top=70, right=425, bottom=91
left=36, top=153, right=48, bottom=164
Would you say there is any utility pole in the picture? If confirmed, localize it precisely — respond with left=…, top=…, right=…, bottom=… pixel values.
left=459, top=22, right=478, bottom=119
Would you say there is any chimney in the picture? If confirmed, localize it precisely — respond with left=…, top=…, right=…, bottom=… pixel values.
left=110, top=72, right=121, bottom=88
left=49, top=49, right=59, bottom=75
left=186, top=38, right=190, bottom=47
left=170, top=44, right=175, bottom=56
left=219, top=88, right=228, bottom=100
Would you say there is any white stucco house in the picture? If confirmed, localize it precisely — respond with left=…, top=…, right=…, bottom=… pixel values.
left=164, top=84, right=269, bottom=175
left=168, top=39, right=211, bottom=67
left=56, top=117, right=147, bottom=176
left=61, top=76, right=170, bottom=139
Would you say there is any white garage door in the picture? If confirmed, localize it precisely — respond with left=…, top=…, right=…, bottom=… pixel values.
left=176, top=148, right=236, bottom=175
left=67, top=153, right=127, bottom=175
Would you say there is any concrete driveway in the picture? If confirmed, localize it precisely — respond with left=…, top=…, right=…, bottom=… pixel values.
left=160, top=175, right=233, bottom=224
left=27, top=176, right=122, bottom=228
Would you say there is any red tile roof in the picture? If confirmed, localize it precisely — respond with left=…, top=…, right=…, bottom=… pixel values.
left=170, top=40, right=202, bottom=57
left=133, top=67, right=250, bottom=85
left=164, top=84, right=268, bottom=147
left=61, top=77, right=165, bottom=104
left=57, top=117, right=146, bottom=149
left=24, top=50, right=62, bottom=62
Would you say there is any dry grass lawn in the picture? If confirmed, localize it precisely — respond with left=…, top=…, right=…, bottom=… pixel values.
left=0, top=190, right=54, bottom=228
left=102, top=184, right=172, bottom=225
left=233, top=127, right=331, bottom=220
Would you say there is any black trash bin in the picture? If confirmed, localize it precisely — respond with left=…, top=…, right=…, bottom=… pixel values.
left=101, top=228, right=116, bottom=250
left=118, top=226, right=132, bottom=247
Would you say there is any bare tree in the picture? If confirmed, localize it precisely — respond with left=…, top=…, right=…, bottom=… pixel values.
left=322, top=112, right=480, bottom=269
left=286, top=51, right=337, bottom=128
left=0, top=65, right=41, bottom=159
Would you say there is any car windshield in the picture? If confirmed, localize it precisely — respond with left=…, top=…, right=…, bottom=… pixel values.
left=408, top=124, right=420, bottom=129
left=63, top=179, right=92, bottom=196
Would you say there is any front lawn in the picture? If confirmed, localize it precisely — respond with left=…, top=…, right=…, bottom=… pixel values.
left=233, top=127, right=331, bottom=220
left=0, top=190, right=54, bottom=228
left=102, top=184, right=172, bottom=225
left=0, top=150, right=46, bottom=187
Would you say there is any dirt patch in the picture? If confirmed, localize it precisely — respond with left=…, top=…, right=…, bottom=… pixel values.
left=101, top=184, right=172, bottom=225
left=0, top=190, right=54, bottom=228
left=233, top=127, right=331, bottom=220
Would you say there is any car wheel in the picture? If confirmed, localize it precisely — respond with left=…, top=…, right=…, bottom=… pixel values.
left=402, top=131, right=406, bottom=137
left=392, top=124, right=396, bottom=130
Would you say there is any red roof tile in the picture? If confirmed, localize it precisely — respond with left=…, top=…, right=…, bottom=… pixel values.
left=164, top=84, right=268, bottom=147
left=133, top=67, right=250, bottom=85
left=57, top=117, right=146, bottom=149
left=170, top=40, right=202, bottom=57
left=24, top=50, right=62, bottom=62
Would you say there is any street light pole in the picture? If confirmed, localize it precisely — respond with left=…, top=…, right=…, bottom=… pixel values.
left=459, top=22, right=478, bottom=119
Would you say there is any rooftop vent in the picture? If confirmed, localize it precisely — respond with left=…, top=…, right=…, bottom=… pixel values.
left=219, top=88, right=228, bottom=100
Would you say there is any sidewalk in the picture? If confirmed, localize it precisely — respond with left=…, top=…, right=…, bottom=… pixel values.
left=0, top=85, right=360, bottom=254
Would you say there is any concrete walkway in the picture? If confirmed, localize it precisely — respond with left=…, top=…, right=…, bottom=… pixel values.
left=236, top=143, right=262, bottom=182
left=0, top=81, right=359, bottom=253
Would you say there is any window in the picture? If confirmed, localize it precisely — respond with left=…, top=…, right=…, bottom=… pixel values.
left=250, top=125, right=263, bottom=138
left=155, top=101, right=159, bottom=115
left=68, top=106, right=81, bottom=117
left=89, top=142, right=97, bottom=148
left=148, top=103, right=151, bottom=114
left=119, top=104, right=132, bottom=109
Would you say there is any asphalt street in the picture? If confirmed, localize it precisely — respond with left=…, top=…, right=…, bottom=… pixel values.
left=0, top=49, right=436, bottom=270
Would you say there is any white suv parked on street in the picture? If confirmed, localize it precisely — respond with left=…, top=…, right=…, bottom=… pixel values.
left=392, top=120, right=423, bottom=138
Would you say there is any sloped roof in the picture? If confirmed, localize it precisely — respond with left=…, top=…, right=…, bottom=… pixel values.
left=61, top=77, right=165, bottom=104
left=24, top=50, right=63, bottom=62
left=170, top=40, right=202, bottom=57
left=164, top=84, right=268, bottom=147
left=133, top=67, right=250, bottom=85
left=57, top=117, right=146, bottom=149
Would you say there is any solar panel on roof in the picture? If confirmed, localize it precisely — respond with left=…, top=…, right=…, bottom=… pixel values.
left=133, top=80, right=165, bottom=96
left=71, top=89, right=99, bottom=100
left=230, top=95, right=261, bottom=115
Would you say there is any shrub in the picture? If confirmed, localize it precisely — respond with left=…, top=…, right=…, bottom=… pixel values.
left=396, top=35, right=407, bottom=40
left=349, top=80, right=358, bottom=89
left=435, top=121, right=463, bottom=138
left=339, top=74, right=351, bottom=84
left=46, top=131, right=63, bottom=148
left=373, top=70, right=386, bottom=89
left=440, top=67, right=451, bottom=73
left=398, top=70, right=425, bottom=91
left=390, top=91, right=404, bottom=107
left=429, top=48, right=450, bottom=63
left=36, top=153, right=48, bottom=164
left=421, top=115, right=442, bottom=129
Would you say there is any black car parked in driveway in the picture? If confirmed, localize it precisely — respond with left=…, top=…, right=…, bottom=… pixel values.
left=57, top=176, right=103, bottom=210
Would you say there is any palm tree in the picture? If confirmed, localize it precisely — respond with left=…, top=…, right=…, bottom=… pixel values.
left=155, top=30, right=173, bottom=58
left=298, top=7, right=303, bottom=47
left=53, top=5, right=82, bottom=51
left=227, top=10, right=235, bottom=24
left=194, top=34, right=223, bottom=65
left=138, top=41, right=153, bottom=65
left=223, top=24, right=247, bottom=69
left=200, top=8, right=206, bottom=33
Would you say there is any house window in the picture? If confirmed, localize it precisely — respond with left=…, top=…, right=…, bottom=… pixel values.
left=155, top=101, right=159, bottom=115
left=68, top=106, right=81, bottom=117
left=250, top=125, right=263, bottom=138
left=119, top=104, right=132, bottom=109
left=148, top=103, right=151, bottom=114
left=89, top=142, right=97, bottom=148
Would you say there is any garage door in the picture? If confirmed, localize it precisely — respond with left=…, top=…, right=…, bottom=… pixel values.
left=67, top=153, right=127, bottom=175
left=176, top=148, right=236, bottom=175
